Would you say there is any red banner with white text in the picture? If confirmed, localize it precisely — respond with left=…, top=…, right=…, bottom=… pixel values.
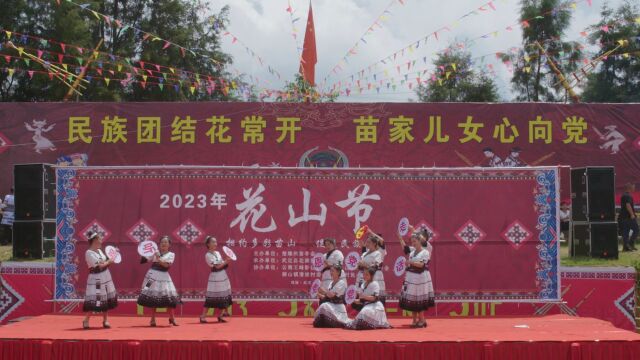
left=55, top=166, right=559, bottom=302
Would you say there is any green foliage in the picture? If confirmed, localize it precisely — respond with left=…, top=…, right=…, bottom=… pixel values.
left=0, top=0, right=240, bottom=101
left=276, top=73, right=338, bottom=102
left=582, top=1, right=640, bottom=103
left=510, top=0, right=582, bottom=102
left=414, top=47, right=499, bottom=102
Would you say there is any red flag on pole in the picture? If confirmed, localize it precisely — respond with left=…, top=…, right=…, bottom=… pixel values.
left=299, top=2, right=317, bottom=86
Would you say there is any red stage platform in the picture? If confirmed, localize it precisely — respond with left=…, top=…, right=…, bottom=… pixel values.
left=1, top=315, right=639, bottom=359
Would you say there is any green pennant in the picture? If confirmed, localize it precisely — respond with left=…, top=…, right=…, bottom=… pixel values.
left=77, top=57, right=84, bottom=65
left=158, top=83, right=164, bottom=91
left=24, top=58, right=30, bottom=66
left=40, top=39, right=48, bottom=47
left=162, top=73, right=167, bottom=80
left=125, top=58, right=131, bottom=65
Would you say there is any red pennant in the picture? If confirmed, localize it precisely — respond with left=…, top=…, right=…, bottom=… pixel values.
left=139, top=61, right=145, bottom=69
left=146, top=69, right=153, bottom=75
left=96, top=69, right=102, bottom=75
left=58, top=54, right=64, bottom=63
left=143, top=33, right=151, bottom=41
left=180, top=47, right=186, bottom=57
left=3, top=56, right=9, bottom=63
left=140, top=81, right=146, bottom=89
left=48, top=72, right=54, bottom=80
left=155, top=64, right=161, bottom=72
left=162, top=41, right=170, bottom=50
left=37, top=50, right=43, bottom=59
left=60, top=43, right=66, bottom=53
left=109, top=70, right=114, bottom=75
left=28, top=70, right=34, bottom=79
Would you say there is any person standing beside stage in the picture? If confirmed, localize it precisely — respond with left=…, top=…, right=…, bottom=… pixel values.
left=620, top=183, right=638, bottom=252
left=356, top=231, right=386, bottom=301
left=82, top=231, right=118, bottom=329
left=314, top=265, right=350, bottom=328
left=0, top=188, right=14, bottom=245
left=137, top=235, right=180, bottom=327
left=398, top=227, right=434, bottom=328
left=320, top=237, right=346, bottom=289
left=345, top=267, right=390, bottom=330
left=200, top=236, right=232, bottom=323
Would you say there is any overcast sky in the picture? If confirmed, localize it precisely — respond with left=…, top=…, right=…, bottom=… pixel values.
left=210, top=0, right=626, bottom=102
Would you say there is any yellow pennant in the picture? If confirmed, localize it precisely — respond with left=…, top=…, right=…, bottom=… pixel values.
left=8, top=68, right=14, bottom=76
left=451, top=63, right=457, bottom=71
left=93, top=51, right=99, bottom=60
left=62, top=64, right=68, bottom=71
left=169, top=68, right=175, bottom=74
left=117, top=64, right=123, bottom=72
left=142, top=75, right=148, bottom=82
left=91, top=11, right=100, bottom=20
left=524, top=55, right=531, bottom=63
left=524, top=66, right=531, bottom=73
left=190, top=86, right=196, bottom=94
left=104, top=78, right=110, bottom=86
left=5, top=31, right=11, bottom=38
left=17, top=47, right=24, bottom=56
left=445, top=71, right=451, bottom=79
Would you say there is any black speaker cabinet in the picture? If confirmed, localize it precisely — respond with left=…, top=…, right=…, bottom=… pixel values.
left=570, top=167, right=615, bottom=222
left=14, top=164, right=56, bottom=221
left=12, top=220, right=56, bottom=259
left=571, top=222, right=618, bottom=259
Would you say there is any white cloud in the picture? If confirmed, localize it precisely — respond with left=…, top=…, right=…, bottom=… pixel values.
left=210, top=0, right=626, bottom=102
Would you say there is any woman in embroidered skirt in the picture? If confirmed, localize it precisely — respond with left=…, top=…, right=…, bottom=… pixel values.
left=313, top=265, right=350, bottom=328
left=82, top=231, right=118, bottom=329
left=200, top=236, right=233, bottom=323
left=355, top=232, right=386, bottom=301
left=346, top=267, right=390, bottom=330
left=137, top=235, right=180, bottom=327
left=398, top=226, right=435, bottom=328
left=320, top=237, right=346, bottom=289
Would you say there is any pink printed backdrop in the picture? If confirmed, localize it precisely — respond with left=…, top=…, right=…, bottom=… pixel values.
left=0, top=102, right=639, bottom=199
left=55, top=166, right=559, bottom=302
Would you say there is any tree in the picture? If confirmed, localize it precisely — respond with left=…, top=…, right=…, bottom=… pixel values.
left=276, top=73, right=338, bottom=102
left=510, top=0, right=582, bottom=102
left=0, top=0, right=240, bottom=101
left=582, top=1, right=640, bottom=103
left=414, top=47, right=499, bottom=102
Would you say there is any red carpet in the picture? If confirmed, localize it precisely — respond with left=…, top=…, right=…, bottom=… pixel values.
left=1, top=315, right=639, bottom=359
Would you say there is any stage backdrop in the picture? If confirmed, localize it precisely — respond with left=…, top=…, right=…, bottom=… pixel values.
left=0, top=102, right=639, bottom=199
left=55, top=166, right=559, bottom=302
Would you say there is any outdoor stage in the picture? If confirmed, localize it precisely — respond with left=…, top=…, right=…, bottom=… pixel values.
left=0, top=315, right=639, bottom=360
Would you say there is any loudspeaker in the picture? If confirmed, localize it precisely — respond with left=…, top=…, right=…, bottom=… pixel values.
left=12, top=220, right=56, bottom=259
left=14, top=164, right=55, bottom=221
left=570, top=167, right=615, bottom=222
left=571, top=222, right=618, bottom=259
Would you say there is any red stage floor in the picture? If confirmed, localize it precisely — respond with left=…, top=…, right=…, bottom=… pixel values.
left=1, top=315, right=639, bottom=359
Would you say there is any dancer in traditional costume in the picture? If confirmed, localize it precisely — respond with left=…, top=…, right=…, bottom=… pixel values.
left=355, top=232, right=386, bottom=301
left=320, top=237, right=346, bottom=289
left=345, top=267, right=390, bottom=330
left=200, top=236, right=233, bottom=323
left=82, top=231, right=118, bottom=329
left=137, top=236, right=180, bottom=327
left=313, top=265, right=350, bottom=328
left=398, top=226, right=435, bottom=328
